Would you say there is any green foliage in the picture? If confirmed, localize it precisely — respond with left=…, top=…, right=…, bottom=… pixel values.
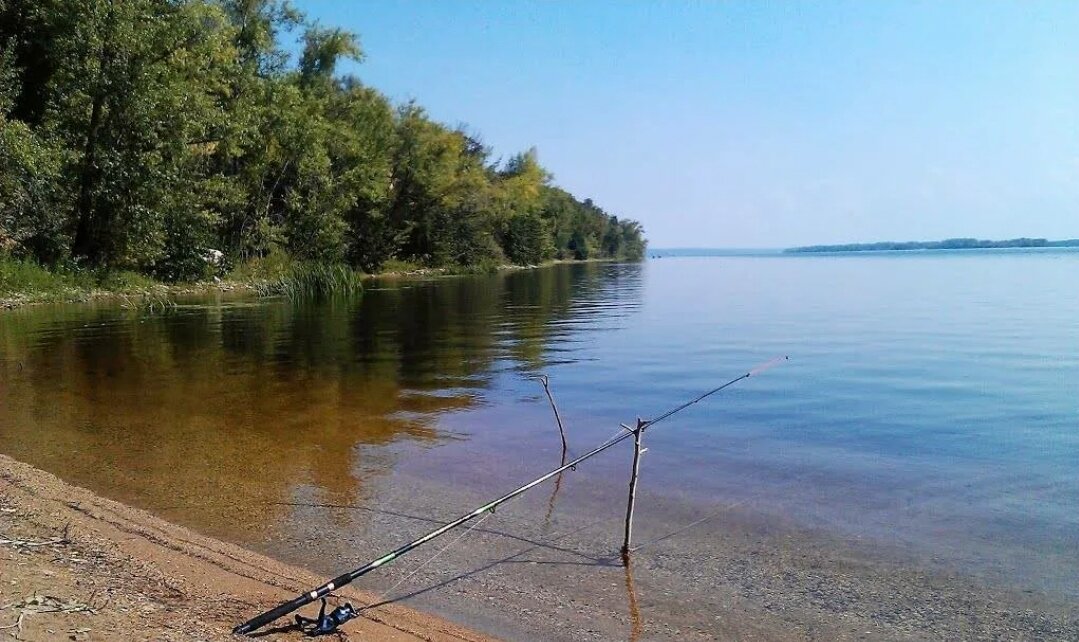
left=0, top=254, right=85, bottom=296
left=0, top=253, right=163, bottom=304
left=505, top=211, right=554, bottom=265
left=378, top=258, right=424, bottom=274
left=0, top=0, right=646, bottom=287
left=226, top=249, right=296, bottom=283
left=228, top=251, right=360, bottom=298
left=299, top=25, right=362, bottom=85
left=97, top=270, right=159, bottom=291
left=255, top=261, right=363, bottom=299
left=0, top=112, right=66, bottom=261
left=387, top=104, right=496, bottom=267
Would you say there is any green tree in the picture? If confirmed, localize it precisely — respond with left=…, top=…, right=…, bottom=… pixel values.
left=299, top=25, right=361, bottom=86
left=387, top=104, right=494, bottom=266
left=0, top=0, right=646, bottom=283
left=27, top=0, right=236, bottom=274
left=505, top=211, right=554, bottom=265
left=0, top=53, right=66, bottom=260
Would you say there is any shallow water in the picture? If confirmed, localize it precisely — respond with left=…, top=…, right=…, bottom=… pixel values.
left=1, top=251, right=1077, bottom=604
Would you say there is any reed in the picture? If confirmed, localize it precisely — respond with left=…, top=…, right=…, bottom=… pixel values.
left=118, top=290, right=177, bottom=313
left=256, top=262, right=364, bottom=299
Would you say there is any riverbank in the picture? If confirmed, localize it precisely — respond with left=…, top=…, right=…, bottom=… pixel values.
left=0, top=454, right=494, bottom=641
left=0, top=256, right=612, bottom=310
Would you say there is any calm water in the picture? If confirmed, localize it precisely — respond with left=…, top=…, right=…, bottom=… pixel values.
left=1, top=251, right=1077, bottom=598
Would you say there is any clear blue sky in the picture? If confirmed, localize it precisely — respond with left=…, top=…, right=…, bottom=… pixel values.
left=296, top=1, right=1078, bottom=248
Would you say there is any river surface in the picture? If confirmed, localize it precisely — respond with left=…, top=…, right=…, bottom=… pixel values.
left=1, top=251, right=1077, bottom=632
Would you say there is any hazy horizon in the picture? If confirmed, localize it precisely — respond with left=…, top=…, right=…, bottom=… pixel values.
left=299, top=1, right=1078, bottom=248
left=647, top=235, right=1079, bottom=252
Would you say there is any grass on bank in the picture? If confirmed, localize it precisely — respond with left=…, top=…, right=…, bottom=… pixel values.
left=1, top=252, right=366, bottom=307
left=1, top=249, right=592, bottom=308
left=225, top=253, right=363, bottom=298
left=0, top=255, right=163, bottom=306
left=377, top=257, right=503, bottom=276
left=252, top=263, right=363, bottom=298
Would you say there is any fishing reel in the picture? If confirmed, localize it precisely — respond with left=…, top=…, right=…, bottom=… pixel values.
left=294, top=598, right=358, bottom=637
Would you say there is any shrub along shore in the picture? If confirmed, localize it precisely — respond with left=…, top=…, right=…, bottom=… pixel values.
left=0, top=252, right=619, bottom=309
left=0, top=0, right=645, bottom=295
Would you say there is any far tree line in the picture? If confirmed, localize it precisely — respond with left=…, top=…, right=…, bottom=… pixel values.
left=786, top=238, right=1079, bottom=253
left=0, top=0, right=646, bottom=281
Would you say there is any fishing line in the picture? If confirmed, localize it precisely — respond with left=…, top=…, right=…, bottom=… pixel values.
left=644, top=355, right=788, bottom=430
left=627, top=500, right=749, bottom=553
left=374, top=510, right=494, bottom=607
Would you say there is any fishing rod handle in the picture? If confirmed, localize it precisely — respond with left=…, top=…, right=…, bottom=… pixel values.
left=233, top=593, right=314, bottom=635
left=234, top=569, right=361, bottom=635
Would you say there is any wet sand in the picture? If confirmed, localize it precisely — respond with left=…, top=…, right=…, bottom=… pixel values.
left=2, top=452, right=1077, bottom=641
left=255, top=467, right=1079, bottom=642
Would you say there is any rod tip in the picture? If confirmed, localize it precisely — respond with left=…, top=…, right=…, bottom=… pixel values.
left=748, top=355, right=790, bottom=377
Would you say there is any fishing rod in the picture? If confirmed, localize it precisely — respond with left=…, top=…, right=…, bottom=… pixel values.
left=233, top=355, right=788, bottom=636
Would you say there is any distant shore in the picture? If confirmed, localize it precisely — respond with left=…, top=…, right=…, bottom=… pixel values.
left=785, top=237, right=1079, bottom=253
left=646, top=240, right=1079, bottom=259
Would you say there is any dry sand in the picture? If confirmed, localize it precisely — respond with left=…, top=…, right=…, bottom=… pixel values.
left=0, top=454, right=494, bottom=642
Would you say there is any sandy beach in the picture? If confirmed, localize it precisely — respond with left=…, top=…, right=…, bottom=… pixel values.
left=0, top=454, right=494, bottom=642
left=3, top=452, right=1077, bottom=641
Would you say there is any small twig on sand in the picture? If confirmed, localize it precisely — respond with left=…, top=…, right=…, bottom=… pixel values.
left=0, top=524, right=71, bottom=550
left=0, top=535, right=67, bottom=548
left=0, top=597, right=94, bottom=640
left=0, top=611, right=26, bottom=632
left=2, top=594, right=97, bottom=616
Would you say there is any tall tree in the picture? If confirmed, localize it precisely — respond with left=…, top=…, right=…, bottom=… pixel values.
left=27, top=0, right=236, bottom=272
left=0, top=0, right=646, bottom=278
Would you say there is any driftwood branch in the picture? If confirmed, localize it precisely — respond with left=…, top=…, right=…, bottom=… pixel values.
left=0, top=611, right=25, bottom=632
left=0, top=593, right=96, bottom=636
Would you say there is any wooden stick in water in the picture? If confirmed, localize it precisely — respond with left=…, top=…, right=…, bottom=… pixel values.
left=621, top=417, right=646, bottom=560
left=233, top=358, right=787, bottom=635
left=539, top=374, right=568, bottom=455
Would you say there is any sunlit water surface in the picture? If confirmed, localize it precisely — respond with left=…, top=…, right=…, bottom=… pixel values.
left=1, top=251, right=1076, bottom=599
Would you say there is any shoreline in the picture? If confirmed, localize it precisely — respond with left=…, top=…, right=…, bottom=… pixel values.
left=5, top=448, right=1077, bottom=641
left=0, top=453, right=495, bottom=641
left=293, top=457, right=1079, bottom=642
left=0, top=258, right=616, bottom=311
left=8, top=446, right=1079, bottom=642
